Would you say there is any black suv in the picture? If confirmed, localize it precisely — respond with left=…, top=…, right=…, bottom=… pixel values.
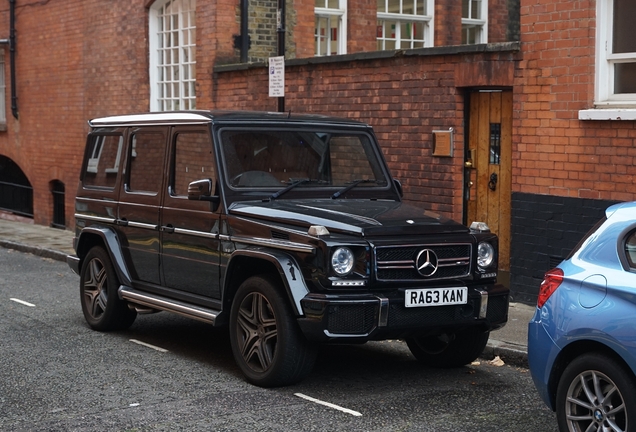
left=68, top=111, right=509, bottom=387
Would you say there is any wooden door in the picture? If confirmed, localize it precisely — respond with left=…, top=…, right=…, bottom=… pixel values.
left=465, top=90, right=512, bottom=271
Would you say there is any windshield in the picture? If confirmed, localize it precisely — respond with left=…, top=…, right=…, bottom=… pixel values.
left=220, top=128, right=389, bottom=190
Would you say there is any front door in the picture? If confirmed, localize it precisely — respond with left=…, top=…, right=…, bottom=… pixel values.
left=465, top=90, right=512, bottom=271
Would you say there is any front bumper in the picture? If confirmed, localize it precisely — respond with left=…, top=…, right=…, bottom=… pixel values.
left=297, top=283, right=509, bottom=342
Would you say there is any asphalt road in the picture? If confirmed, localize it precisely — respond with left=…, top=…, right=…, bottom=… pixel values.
left=0, top=248, right=558, bottom=431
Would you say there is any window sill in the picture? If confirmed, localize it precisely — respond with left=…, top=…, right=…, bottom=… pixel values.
left=579, top=109, right=636, bottom=121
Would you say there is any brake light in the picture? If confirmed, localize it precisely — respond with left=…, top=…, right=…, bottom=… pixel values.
left=537, top=268, right=564, bottom=308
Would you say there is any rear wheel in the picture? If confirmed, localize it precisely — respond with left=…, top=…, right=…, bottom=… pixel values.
left=556, top=353, right=636, bottom=432
left=405, top=329, right=489, bottom=368
left=229, top=275, right=316, bottom=387
left=80, top=246, right=136, bottom=331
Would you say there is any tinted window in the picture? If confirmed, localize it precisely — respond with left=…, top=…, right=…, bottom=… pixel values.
left=127, top=132, right=165, bottom=194
left=220, top=129, right=387, bottom=188
left=625, top=230, right=636, bottom=270
left=172, top=132, right=215, bottom=196
left=83, top=134, right=123, bottom=190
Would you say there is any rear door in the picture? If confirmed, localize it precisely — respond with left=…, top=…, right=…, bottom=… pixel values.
left=118, top=127, right=168, bottom=286
left=160, top=126, right=221, bottom=300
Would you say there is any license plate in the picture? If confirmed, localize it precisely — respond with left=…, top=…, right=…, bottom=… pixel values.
left=404, top=287, right=468, bottom=308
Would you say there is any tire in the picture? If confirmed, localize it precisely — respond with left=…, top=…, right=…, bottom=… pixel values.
left=405, top=329, right=489, bottom=368
left=229, top=275, right=317, bottom=387
left=80, top=246, right=136, bottom=331
left=556, top=353, right=636, bottom=432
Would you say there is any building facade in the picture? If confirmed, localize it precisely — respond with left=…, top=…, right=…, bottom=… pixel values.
left=0, top=0, right=632, bottom=302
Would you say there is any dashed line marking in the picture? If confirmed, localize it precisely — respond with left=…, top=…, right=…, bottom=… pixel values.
left=10, top=298, right=35, bottom=307
left=294, top=393, right=362, bottom=417
left=129, top=339, right=168, bottom=353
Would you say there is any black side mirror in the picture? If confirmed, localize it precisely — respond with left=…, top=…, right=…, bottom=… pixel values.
left=188, top=179, right=220, bottom=204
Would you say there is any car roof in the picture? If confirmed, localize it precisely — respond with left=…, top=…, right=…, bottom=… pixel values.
left=88, top=110, right=370, bottom=128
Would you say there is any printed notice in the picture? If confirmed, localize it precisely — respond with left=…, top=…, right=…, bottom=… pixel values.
left=269, top=56, right=285, bottom=98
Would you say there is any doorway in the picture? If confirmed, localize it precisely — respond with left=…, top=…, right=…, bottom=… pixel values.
left=464, top=90, right=512, bottom=272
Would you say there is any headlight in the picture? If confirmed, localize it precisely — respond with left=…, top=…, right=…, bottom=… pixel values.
left=477, top=242, right=495, bottom=268
left=331, top=247, right=355, bottom=276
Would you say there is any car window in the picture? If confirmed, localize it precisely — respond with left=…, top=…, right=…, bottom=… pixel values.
left=82, top=134, right=123, bottom=190
left=220, top=129, right=388, bottom=188
left=172, top=132, right=215, bottom=197
left=127, top=131, right=165, bottom=194
left=625, top=230, right=636, bottom=270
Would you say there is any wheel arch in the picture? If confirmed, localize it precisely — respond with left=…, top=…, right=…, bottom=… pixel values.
left=76, top=226, right=132, bottom=286
left=223, top=249, right=309, bottom=316
left=547, top=339, right=636, bottom=410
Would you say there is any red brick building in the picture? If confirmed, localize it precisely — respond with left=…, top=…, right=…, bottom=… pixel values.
left=0, top=0, right=632, bottom=302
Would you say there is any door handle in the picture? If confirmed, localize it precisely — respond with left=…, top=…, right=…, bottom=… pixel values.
left=488, top=173, right=498, bottom=191
left=161, top=224, right=175, bottom=234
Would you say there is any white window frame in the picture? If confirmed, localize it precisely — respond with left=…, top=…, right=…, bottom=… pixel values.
left=461, top=0, right=488, bottom=45
left=595, top=0, right=636, bottom=107
left=149, top=0, right=196, bottom=112
left=580, top=0, right=636, bottom=119
left=377, top=0, right=434, bottom=50
left=315, top=0, right=347, bottom=56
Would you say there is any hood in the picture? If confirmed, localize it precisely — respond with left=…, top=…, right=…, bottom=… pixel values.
left=228, top=199, right=468, bottom=237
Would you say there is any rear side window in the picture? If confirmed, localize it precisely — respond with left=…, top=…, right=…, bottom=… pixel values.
left=625, top=230, right=636, bottom=270
left=127, top=131, right=166, bottom=194
left=83, top=134, right=123, bottom=190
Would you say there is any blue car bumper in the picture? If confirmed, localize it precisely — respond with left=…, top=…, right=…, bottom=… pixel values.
left=527, top=308, right=560, bottom=410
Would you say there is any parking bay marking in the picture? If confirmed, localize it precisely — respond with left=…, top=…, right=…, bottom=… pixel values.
left=294, top=393, right=362, bottom=417
left=10, top=298, right=35, bottom=307
left=129, top=339, right=169, bottom=353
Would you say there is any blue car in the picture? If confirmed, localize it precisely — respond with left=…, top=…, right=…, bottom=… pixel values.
left=528, top=201, right=636, bottom=432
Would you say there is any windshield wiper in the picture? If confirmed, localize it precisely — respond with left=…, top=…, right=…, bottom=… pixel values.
left=331, top=179, right=385, bottom=199
left=269, top=179, right=327, bottom=200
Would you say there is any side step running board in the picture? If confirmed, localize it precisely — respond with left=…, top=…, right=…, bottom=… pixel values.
left=118, top=286, right=221, bottom=325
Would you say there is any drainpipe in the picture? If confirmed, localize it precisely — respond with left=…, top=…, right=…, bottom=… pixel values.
left=234, top=0, right=250, bottom=63
left=9, top=0, right=17, bottom=119
left=0, top=0, right=16, bottom=119
left=277, top=0, right=285, bottom=112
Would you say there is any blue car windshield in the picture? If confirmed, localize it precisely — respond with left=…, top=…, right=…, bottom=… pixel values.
left=220, top=129, right=388, bottom=189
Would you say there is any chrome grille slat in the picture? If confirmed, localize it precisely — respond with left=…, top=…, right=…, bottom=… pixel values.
left=375, top=243, right=472, bottom=281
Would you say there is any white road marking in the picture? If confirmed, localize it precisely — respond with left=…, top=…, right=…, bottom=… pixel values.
left=294, top=393, right=362, bottom=417
left=10, top=298, right=35, bottom=307
left=129, top=339, right=168, bottom=353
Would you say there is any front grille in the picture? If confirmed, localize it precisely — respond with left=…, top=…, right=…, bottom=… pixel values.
left=326, top=304, right=377, bottom=335
left=375, top=244, right=471, bottom=281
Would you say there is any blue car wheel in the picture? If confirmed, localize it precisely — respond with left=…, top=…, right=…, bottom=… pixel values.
left=556, top=352, right=636, bottom=432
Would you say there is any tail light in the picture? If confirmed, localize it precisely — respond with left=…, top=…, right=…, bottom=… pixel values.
left=537, top=268, right=564, bottom=308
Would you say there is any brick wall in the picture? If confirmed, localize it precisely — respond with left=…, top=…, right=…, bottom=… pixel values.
left=514, top=0, right=636, bottom=203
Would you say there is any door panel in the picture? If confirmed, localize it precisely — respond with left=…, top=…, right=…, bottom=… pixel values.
left=161, top=128, right=221, bottom=299
left=466, top=90, right=512, bottom=271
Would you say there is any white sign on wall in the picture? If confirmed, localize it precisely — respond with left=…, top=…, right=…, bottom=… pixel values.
left=269, top=56, right=285, bottom=98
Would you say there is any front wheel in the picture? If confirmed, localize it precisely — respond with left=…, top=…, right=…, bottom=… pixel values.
left=405, top=329, right=489, bottom=368
left=556, top=353, right=636, bottom=432
left=229, top=275, right=316, bottom=387
left=80, top=246, right=136, bottom=331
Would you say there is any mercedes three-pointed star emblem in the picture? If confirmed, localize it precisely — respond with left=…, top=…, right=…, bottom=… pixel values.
left=415, top=249, right=439, bottom=277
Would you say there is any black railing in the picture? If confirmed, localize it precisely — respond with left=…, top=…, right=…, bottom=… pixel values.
left=51, top=181, right=65, bottom=228
left=0, top=180, right=33, bottom=217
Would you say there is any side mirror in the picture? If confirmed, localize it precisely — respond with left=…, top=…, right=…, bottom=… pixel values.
left=393, top=179, right=403, bottom=198
left=188, top=179, right=219, bottom=203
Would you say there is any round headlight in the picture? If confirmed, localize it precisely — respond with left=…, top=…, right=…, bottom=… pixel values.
left=331, top=247, right=355, bottom=276
left=477, top=242, right=495, bottom=268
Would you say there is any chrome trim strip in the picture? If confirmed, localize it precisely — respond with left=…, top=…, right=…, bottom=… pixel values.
left=118, top=286, right=219, bottom=325
left=74, top=213, right=116, bottom=224
left=126, top=221, right=159, bottom=230
left=230, top=236, right=315, bottom=253
left=477, top=289, right=488, bottom=319
left=89, top=112, right=212, bottom=127
left=173, top=227, right=219, bottom=239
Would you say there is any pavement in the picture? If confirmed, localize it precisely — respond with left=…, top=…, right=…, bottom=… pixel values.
left=0, top=215, right=534, bottom=368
